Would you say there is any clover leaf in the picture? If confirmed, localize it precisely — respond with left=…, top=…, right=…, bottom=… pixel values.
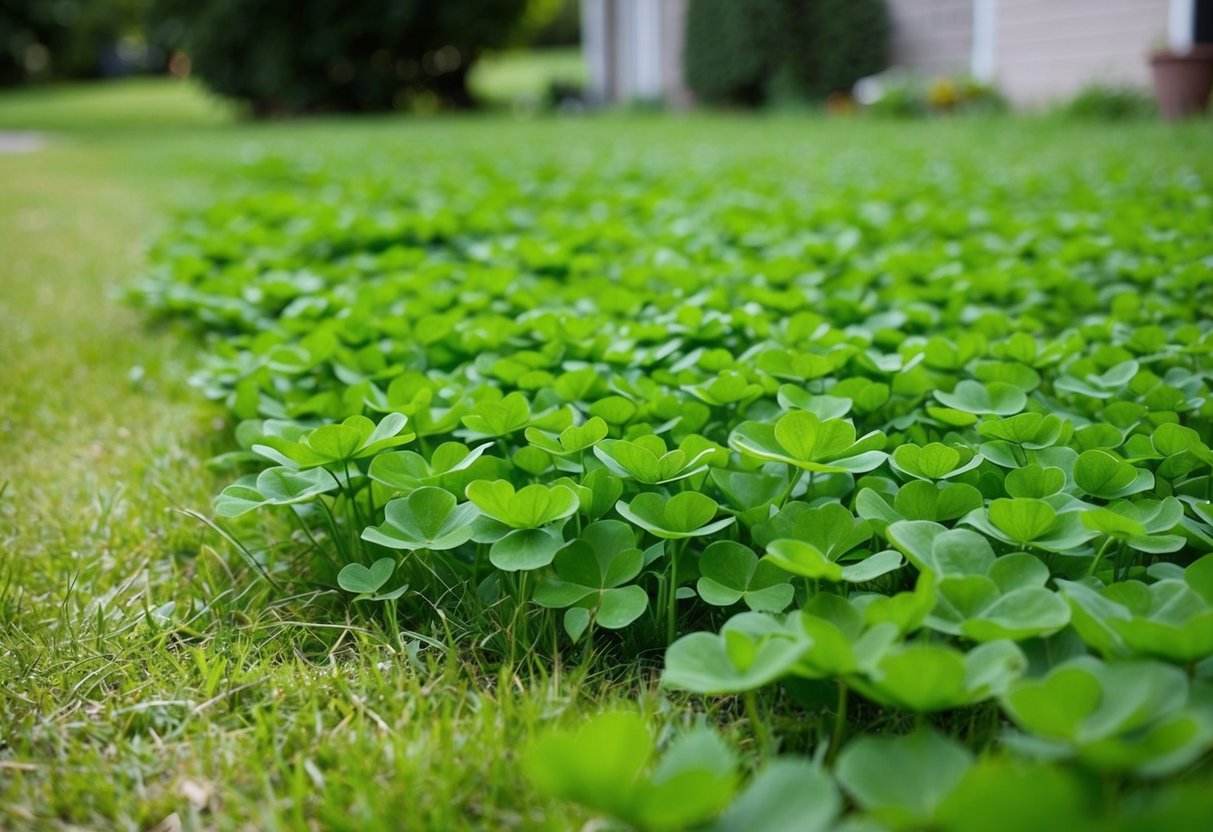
left=593, top=435, right=713, bottom=484
left=525, top=416, right=608, bottom=458
left=487, top=527, right=567, bottom=572
left=616, top=492, right=734, bottom=540
left=1073, top=449, right=1154, bottom=499
left=1055, top=359, right=1139, bottom=399
left=752, top=502, right=871, bottom=558
left=367, top=441, right=493, bottom=492
left=459, top=391, right=533, bottom=437
left=253, top=413, right=414, bottom=470
left=215, top=466, right=338, bottom=517
left=1058, top=555, right=1213, bottom=662
left=337, top=557, right=395, bottom=594
left=836, top=728, right=973, bottom=829
left=337, top=557, right=407, bottom=602
left=526, top=712, right=738, bottom=832
left=361, top=487, right=480, bottom=551
left=964, top=498, right=1098, bottom=553
left=976, top=412, right=1070, bottom=449
left=765, top=540, right=903, bottom=584
left=933, top=380, right=1027, bottom=416
left=893, top=481, right=985, bottom=522
left=707, top=758, right=838, bottom=832
left=793, top=594, right=902, bottom=678
left=1080, top=497, right=1186, bottom=555
left=662, top=612, right=812, bottom=694
left=696, top=541, right=794, bottom=611
left=1004, top=463, right=1067, bottom=498
left=775, top=387, right=853, bottom=420
left=928, top=553, right=1071, bottom=642
left=1001, top=656, right=1213, bottom=776
left=464, top=479, right=579, bottom=529
left=729, top=411, right=887, bottom=473
left=849, top=639, right=1026, bottom=712
left=533, top=520, right=649, bottom=640
left=886, top=521, right=996, bottom=576
left=709, top=468, right=787, bottom=526
left=891, top=442, right=982, bottom=481
left=683, top=370, right=764, bottom=407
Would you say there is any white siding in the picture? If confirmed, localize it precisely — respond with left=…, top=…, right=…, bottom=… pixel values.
left=887, top=0, right=975, bottom=75
left=661, top=0, right=692, bottom=107
left=996, top=0, right=1170, bottom=105
left=581, top=0, right=612, bottom=103
left=582, top=0, right=690, bottom=106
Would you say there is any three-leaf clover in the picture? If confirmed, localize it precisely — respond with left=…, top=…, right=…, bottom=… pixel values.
left=361, top=487, right=480, bottom=551
left=533, top=521, right=650, bottom=641
left=616, top=492, right=734, bottom=539
left=466, top=479, right=579, bottom=571
left=337, top=557, right=408, bottom=602
left=254, top=413, right=414, bottom=469
left=729, top=411, right=887, bottom=473
left=696, top=541, right=795, bottom=611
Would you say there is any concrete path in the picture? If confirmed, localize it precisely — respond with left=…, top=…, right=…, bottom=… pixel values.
left=0, top=131, right=46, bottom=154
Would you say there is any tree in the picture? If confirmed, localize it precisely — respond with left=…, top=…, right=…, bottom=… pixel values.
left=148, top=0, right=535, bottom=114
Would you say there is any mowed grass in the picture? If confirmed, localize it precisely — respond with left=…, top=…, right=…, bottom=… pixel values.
left=0, top=79, right=618, bottom=832
left=1, top=78, right=1211, bottom=830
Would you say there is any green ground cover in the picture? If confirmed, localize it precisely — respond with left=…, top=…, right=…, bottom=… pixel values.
left=2, top=78, right=1212, bottom=831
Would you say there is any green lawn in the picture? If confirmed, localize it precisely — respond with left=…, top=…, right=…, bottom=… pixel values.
left=1, top=77, right=1211, bottom=831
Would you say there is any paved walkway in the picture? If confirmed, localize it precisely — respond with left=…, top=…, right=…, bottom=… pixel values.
left=0, top=131, right=46, bottom=154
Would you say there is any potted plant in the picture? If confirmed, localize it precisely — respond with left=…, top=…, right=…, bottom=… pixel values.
left=1150, top=43, right=1213, bottom=119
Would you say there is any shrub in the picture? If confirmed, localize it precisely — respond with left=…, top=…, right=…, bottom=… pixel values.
left=682, top=0, right=776, bottom=106
left=0, top=0, right=147, bottom=86
left=859, top=70, right=1006, bottom=117
left=528, top=0, right=580, bottom=48
left=683, top=0, right=889, bottom=105
left=810, top=0, right=889, bottom=95
left=148, top=0, right=533, bottom=114
left=1062, top=84, right=1156, bottom=120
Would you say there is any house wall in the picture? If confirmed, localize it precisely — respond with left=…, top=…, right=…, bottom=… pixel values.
left=584, top=0, right=1175, bottom=109
left=581, top=0, right=612, bottom=103
left=996, top=0, right=1170, bottom=104
left=661, top=0, right=693, bottom=107
left=887, top=0, right=975, bottom=76
left=581, top=0, right=690, bottom=106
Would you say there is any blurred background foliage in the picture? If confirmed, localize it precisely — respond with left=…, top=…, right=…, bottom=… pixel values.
left=1, top=0, right=154, bottom=85
left=0, top=0, right=580, bottom=112
left=2, top=0, right=892, bottom=114
left=684, top=0, right=889, bottom=107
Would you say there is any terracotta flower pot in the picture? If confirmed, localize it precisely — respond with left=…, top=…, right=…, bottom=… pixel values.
left=1150, top=46, right=1213, bottom=120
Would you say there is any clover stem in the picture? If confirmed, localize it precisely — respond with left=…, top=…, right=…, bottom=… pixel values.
left=343, top=460, right=366, bottom=534
left=780, top=467, right=805, bottom=507
left=290, top=505, right=338, bottom=570
left=366, top=476, right=377, bottom=521
left=317, top=498, right=349, bottom=562
left=745, top=690, right=772, bottom=760
left=1012, top=443, right=1028, bottom=467
left=578, top=619, right=597, bottom=674
left=827, top=681, right=848, bottom=763
left=383, top=597, right=402, bottom=651
left=1087, top=536, right=1115, bottom=578
left=667, top=538, right=684, bottom=645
